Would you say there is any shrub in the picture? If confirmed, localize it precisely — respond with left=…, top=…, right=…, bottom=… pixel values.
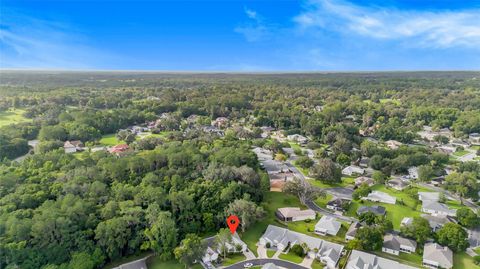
left=291, top=244, right=305, bottom=257
left=265, top=242, right=271, bottom=248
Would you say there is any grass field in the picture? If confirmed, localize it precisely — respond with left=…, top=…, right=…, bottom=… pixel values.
left=0, top=109, right=30, bottom=127
left=454, top=252, right=479, bottom=269
left=99, top=133, right=123, bottom=146
left=278, top=251, right=304, bottom=263
left=266, top=249, right=276, bottom=258
left=308, top=176, right=355, bottom=189
left=454, top=150, right=470, bottom=157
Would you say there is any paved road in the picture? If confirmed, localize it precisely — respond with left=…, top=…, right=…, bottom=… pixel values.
left=305, top=199, right=357, bottom=223
left=325, top=187, right=354, bottom=200
left=223, top=258, right=308, bottom=269
left=418, top=183, right=479, bottom=213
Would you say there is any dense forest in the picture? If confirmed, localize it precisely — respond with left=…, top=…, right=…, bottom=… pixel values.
left=1, top=71, right=480, bottom=269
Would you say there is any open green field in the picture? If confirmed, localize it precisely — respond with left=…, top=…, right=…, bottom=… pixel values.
left=0, top=109, right=30, bottom=127
left=373, top=250, right=422, bottom=267
left=99, top=133, right=123, bottom=146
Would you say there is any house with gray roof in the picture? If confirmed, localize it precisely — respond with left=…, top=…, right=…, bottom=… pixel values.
left=422, top=201, right=456, bottom=217
left=423, top=243, right=453, bottom=269
left=259, top=225, right=344, bottom=268
left=421, top=214, right=456, bottom=232
left=382, top=233, right=417, bottom=256
left=345, top=222, right=361, bottom=241
left=314, top=216, right=342, bottom=236
left=346, top=250, right=418, bottom=269
left=362, top=191, right=396, bottom=204
left=355, top=176, right=375, bottom=187
left=418, top=192, right=440, bottom=202
left=342, top=165, right=365, bottom=176
left=276, top=207, right=316, bottom=222
left=357, top=205, right=386, bottom=216
left=387, top=178, right=409, bottom=191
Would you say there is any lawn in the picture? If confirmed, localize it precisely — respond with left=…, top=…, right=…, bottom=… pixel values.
left=454, top=252, right=479, bottom=269
left=278, top=251, right=304, bottom=263
left=454, top=150, right=470, bottom=157
left=266, top=249, right=276, bottom=258
left=99, top=133, right=123, bottom=146
left=311, top=260, right=326, bottom=269
left=314, top=193, right=333, bottom=208
left=307, top=176, right=355, bottom=189
left=222, top=253, right=246, bottom=266
left=0, top=109, right=30, bottom=127
left=240, top=192, right=303, bottom=253
left=346, top=185, right=428, bottom=229
left=373, top=251, right=422, bottom=267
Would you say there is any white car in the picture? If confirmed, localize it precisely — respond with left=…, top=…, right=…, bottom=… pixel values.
left=243, top=263, right=253, bottom=268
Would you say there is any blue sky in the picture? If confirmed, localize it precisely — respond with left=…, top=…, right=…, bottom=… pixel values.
left=1, top=0, right=480, bottom=70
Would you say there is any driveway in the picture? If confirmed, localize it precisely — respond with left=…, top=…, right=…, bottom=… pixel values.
left=326, top=187, right=354, bottom=200
left=222, top=258, right=309, bottom=269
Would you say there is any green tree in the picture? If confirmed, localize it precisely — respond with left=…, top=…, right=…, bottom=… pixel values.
left=141, top=211, right=178, bottom=260
left=282, top=177, right=325, bottom=205
left=356, top=226, right=384, bottom=251
left=174, top=234, right=205, bottom=269
left=456, top=208, right=480, bottom=229
left=226, top=199, right=265, bottom=232
left=436, top=223, right=469, bottom=252
left=400, top=217, right=431, bottom=244
left=309, top=158, right=341, bottom=183
left=215, top=228, right=233, bottom=258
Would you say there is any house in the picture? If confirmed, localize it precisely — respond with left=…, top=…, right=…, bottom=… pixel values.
left=287, top=134, right=308, bottom=144
left=259, top=225, right=344, bottom=268
left=326, top=198, right=350, bottom=212
left=408, top=167, right=419, bottom=179
left=421, top=214, right=456, bottom=232
left=385, top=140, right=403, bottom=150
left=275, top=207, right=316, bottom=222
left=469, top=133, right=480, bottom=144
left=421, top=201, right=456, bottom=217
left=358, top=157, right=370, bottom=168
left=345, top=222, right=361, bottom=241
left=342, top=165, right=365, bottom=176
left=418, top=192, right=440, bottom=202
left=355, top=176, right=375, bottom=187
left=387, top=178, right=409, bottom=191
left=314, top=216, right=342, bottom=236
left=401, top=217, right=413, bottom=227
left=382, top=233, right=417, bottom=255
left=357, top=205, right=386, bottom=216
left=423, top=243, right=453, bottom=269
left=346, top=250, right=419, bottom=269
left=109, top=144, right=130, bottom=155
left=437, top=145, right=456, bottom=155
left=64, top=140, right=83, bottom=153
left=211, top=117, right=229, bottom=128
left=201, top=233, right=247, bottom=265
left=362, top=191, right=396, bottom=204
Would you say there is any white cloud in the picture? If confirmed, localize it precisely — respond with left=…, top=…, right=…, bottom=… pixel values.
left=293, top=0, right=480, bottom=48
left=0, top=11, right=117, bottom=69
left=235, top=8, right=272, bottom=42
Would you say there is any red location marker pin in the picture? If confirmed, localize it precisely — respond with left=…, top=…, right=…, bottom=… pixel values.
left=226, top=215, right=240, bottom=234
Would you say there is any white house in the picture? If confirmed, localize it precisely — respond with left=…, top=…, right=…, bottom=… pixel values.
left=421, top=201, right=456, bottom=217
left=408, top=167, right=419, bottom=179
left=387, top=178, right=409, bottom=191
left=275, top=207, right=316, bottom=222
left=342, top=165, right=365, bottom=176
left=423, top=243, right=453, bottom=269
left=287, top=134, right=308, bottom=144
left=400, top=217, right=413, bottom=227
left=64, top=140, right=83, bottom=153
left=259, top=225, right=344, bottom=269
left=385, top=140, right=403, bottom=150
left=314, top=216, right=342, bottom=236
left=346, top=250, right=418, bottom=269
left=469, top=133, right=480, bottom=145
left=362, top=191, right=396, bottom=204
left=382, top=233, right=417, bottom=256
left=355, top=176, right=375, bottom=187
